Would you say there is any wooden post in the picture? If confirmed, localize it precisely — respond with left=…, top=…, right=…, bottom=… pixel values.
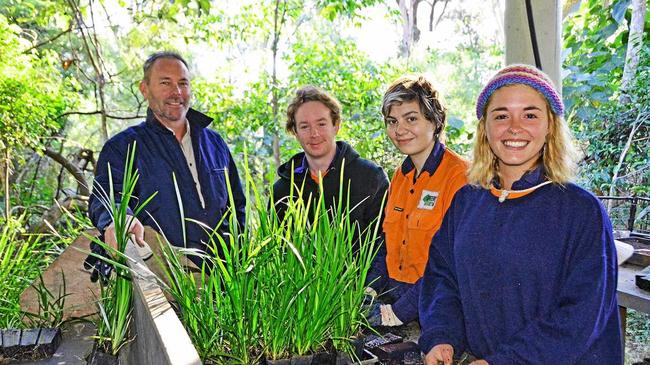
left=505, top=0, right=562, bottom=91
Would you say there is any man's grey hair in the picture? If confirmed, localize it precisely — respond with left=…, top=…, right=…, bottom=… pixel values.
left=142, top=51, right=189, bottom=82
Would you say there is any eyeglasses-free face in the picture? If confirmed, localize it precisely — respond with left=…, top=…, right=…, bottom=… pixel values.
left=485, top=84, right=550, bottom=182
left=139, top=58, right=191, bottom=128
left=293, top=101, right=340, bottom=162
left=385, top=100, right=437, bottom=170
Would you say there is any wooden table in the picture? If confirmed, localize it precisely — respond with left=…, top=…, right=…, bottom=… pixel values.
left=618, top=263, right=650, bottom=314
left=617, top=263, right=650, bottom=350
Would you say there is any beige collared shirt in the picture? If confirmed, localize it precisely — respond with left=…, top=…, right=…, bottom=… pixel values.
left=167, top=120, right=205, bottom=208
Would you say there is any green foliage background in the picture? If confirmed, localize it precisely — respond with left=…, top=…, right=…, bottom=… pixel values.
left=0, top=0, right=649, bottom=360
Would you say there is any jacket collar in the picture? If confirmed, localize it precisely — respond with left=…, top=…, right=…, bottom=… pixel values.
left=492, top=165, right=546, bottom=190
left=294, top=144, right=342, bottom=174
left=145, top=108, right=213, bottom=134
left=278, top=141, right=358, bottom=179
left=490, top=165, right=550, bottom=202
left=401, top=140, right=445, bottom=176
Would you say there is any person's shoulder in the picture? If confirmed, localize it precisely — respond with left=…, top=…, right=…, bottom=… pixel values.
left=442, top=147, right=469, bottom=170
left=276, top=152, right=305, bottom=180
left=350, top=154, right=382, bottom=171
left=201, top=126, right=227, bottom=143
left=348, top=156, right=389, bottom=183
left=558, top=183, right=603, bottom=207
left=444, top=184, right=486, bottom=214
left=545, top=183, right=608, bottom=222
left=456, top=183, right=484, bottom=198
left=103, top=122, right=146, bottom=150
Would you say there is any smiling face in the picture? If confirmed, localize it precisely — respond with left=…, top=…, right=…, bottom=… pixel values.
left=485, top=84, right=550, bottom=182
left=385, top=100, right=437, bottom=171
left=293, top=101, right=340, bottom=162
left=139, top=58, right=191, bottom=128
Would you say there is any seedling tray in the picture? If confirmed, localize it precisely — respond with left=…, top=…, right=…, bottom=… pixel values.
left=0, top=328, right=61, bottom=361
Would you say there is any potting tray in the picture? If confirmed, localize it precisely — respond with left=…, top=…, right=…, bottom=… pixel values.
left=7, top=322, right=95, bottom=365
left=0, top=328, right=61, bottom=361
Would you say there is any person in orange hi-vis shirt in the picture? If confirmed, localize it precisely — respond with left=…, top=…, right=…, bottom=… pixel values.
left=365, top=75, right=468, bottom=327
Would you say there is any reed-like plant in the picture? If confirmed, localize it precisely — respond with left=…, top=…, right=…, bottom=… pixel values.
left=257, top=165, right=382, bottom=360
left=0, top=214, right=49, bottom=328
left=23, top=272, right=67, bottom=328
left=88, top=142, right=156, bottom=355
left=160, top=153, right=268, bottom=364
left=0, top=207, right=91, bottom=329
left=159, top=153, right=381, bottom=364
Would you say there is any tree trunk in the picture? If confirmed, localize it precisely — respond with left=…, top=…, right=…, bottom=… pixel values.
left=619, top=0, right=647, bottom=103
left=562, top=0, right=582, bottom=19
left=3, top=147, right=9, bottom=220
left=67, top=0, right=110, bottom=142
left=398, top=0, right=411, bottom=57
left=270, top=0, right=285, bottom=169
left=607, top=115, right=642, bottom=212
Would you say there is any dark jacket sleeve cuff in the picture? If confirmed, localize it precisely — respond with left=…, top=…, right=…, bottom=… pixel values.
left=391, top=292, right=418, bottom=323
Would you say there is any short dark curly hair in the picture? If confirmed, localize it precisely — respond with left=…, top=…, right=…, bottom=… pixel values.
left=286, top=86, right=342, bottom=135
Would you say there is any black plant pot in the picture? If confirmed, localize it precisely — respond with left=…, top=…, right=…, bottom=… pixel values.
left=87, top=347, right=119, bottom=365
left=262, top=348, right=336, bottom=365
left=265, top=358, right=292, bottom=365
left=0, top=327, right=62, bottom=361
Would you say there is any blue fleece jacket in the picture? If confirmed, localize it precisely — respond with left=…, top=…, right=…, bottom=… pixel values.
left=89, top=108, right=246, bottom=261
left=419, top=168, right=622, bottom=364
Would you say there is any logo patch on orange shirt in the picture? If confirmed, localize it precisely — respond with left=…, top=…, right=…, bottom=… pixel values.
left=418, top=190, right=439, bottom=210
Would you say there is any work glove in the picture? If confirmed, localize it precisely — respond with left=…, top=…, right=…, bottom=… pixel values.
left=83, top=241, right=114, bottom=283
left=363, top=287, right=382, bottom=326
left=362, top=287, right=378, bottom=307
left=379, top=304, right=403, bottom=327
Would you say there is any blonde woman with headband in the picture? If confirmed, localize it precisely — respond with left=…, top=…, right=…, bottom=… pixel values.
left=419, top=65, right=622, bottom=365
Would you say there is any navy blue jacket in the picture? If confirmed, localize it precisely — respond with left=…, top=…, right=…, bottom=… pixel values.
left=89, top=108, right=245, bottom=256
left=419, top=168, right=622, bottom=364
left=272, top=141, right=389, bottom=252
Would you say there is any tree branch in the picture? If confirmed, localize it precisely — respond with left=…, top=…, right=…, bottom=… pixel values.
left=58, top=110, right=145, bottom=120
left=606, top=112, right=644, bottom=211
left=43, top=147, right=90, bottom=196
left=434, top=0, right=449, bottom=29
left=22, top=25, right=73, bottom=54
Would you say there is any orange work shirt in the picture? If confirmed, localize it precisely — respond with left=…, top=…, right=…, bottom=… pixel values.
left=383, top=145, right=468, bottom=284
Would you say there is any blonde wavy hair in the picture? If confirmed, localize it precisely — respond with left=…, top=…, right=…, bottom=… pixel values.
left=468, top=89, right=580, bottom=189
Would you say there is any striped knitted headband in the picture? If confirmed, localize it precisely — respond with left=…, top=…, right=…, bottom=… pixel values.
left=476, top=64, right=564, bottom=120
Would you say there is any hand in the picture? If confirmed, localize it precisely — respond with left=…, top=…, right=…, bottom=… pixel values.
left=104, top=216, right=146, bottom=250
left=469, top=361, right=488, bottom=365
left=379, top=304, right=403, bottom=327
left=425, top=344, right=454, bottom=365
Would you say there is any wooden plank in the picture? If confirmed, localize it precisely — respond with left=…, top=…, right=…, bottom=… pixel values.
left=122, top=232, right=202, bottom=365
left=618, top=263, right=650, bottom=314
left=20, top=229, right=101, bottom=320
left=2, top=329, right=21, bottom=347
